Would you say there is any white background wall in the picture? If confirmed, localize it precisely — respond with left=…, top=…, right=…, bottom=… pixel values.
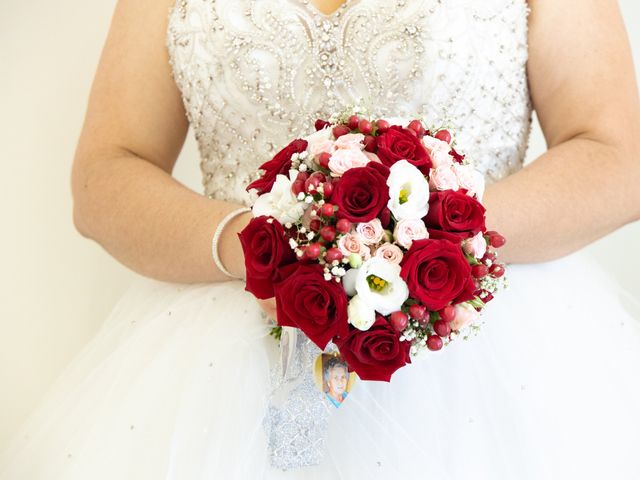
left=1, top=0, right=639, bottom=451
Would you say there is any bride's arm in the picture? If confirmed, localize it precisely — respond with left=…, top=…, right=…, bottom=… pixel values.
left=71, top=0, right=249, bottom=283
left=483, top=0, right=640, bottom=263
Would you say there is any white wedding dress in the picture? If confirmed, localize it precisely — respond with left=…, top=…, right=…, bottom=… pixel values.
left=2, top=0, right=640, bottom=478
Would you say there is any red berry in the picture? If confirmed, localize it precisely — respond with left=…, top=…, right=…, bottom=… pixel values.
left=309, top=219, right=322, bottom=232
left=317, top=152, right=332, bottom=169
left=304, top=172, right=326, bottom=193
left=320, top=225, right=336, bottom=242
left=325, top=247, right=343, bottom=264
left=426, top=335, right=443, bottom=351
left=390, top=311, right=408, bottom=331
left=406, top=128, right=418, bottom=137
left=409, top=304, right=427, bottom=321
left=347, top=115, right=360, bottom=130
left=305, top=243, right=322, bottom=260
left=408, top=119, right=425, bottom=137
left=363, top=135, right=377, bottom=152
left=320, top=203, right=335, bottom=217
left=433, top=320, right=452, bottom=337
left=435, top=129, right=452, bottom=144
left=481, top=250, right=497, bottom=263
left=332, top=124, right=351, bottom=138
left=471, top=264, right=489, bottom=278
left=375, top=119, right=390, bottom=133
left=489, top=233, right=506, bottom=248
left=336, top=218, right=351, bottom=233
left=489, top=263, right=505, bottom=278
left=438, top=305, right=456, bottom=322
left=296, top=171, right=310, bottom=182
left=291, top=179, right=305, bottom=196
left=358, top=119, right=373, bottom=135
left=321, top=181, right=333, bottom=199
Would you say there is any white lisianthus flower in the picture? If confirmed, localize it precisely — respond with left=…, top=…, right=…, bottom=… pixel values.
left=348, top=295, right=376, bottom=331
left=355, top=257, right=409, bottom=315
left=342, top=267, right=360, bottom=296
left=252, top=173, right=306, bottom=224
left=386, top=160, right=430, bottom=221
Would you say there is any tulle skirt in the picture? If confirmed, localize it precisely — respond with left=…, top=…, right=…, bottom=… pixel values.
left=1, top=250, right=639, bottom=479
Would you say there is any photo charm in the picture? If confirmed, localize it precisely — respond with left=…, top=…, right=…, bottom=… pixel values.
left=314, top=352, right=356, bottom=408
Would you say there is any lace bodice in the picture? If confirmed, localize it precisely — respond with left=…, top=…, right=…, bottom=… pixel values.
left=166, top=0, right=532, bottom=206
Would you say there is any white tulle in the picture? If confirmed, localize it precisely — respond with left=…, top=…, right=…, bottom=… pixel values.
left=1, top=252, right=639, bottom=479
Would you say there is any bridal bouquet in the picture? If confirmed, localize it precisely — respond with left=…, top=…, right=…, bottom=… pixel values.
left=239, top=113, right=507, bottom=382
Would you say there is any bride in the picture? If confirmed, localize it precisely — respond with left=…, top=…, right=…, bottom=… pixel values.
left=2, top=0, right=640, bottom=478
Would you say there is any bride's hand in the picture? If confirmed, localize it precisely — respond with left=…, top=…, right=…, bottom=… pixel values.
left=257, top=298, right=277, bottom=323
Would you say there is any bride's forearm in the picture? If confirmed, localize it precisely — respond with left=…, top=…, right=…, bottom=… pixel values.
left=71, top=149, right=250, bottom=284
left=482, top=136, right=640, bottom=264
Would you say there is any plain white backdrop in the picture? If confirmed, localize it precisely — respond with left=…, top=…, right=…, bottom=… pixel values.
left=0, top=0, right=639, bottom=451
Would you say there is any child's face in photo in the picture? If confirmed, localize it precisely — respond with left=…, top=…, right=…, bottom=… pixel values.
left=327, top=366, right=348, bottom=396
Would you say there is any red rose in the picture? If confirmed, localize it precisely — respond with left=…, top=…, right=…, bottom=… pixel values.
left=335, top=315, right=411, bottom=382
left=332, top=165, right=389, bottom=223
left=238, top=216, right=296, bottom=299
left=376, top=126, right=432, bottom=174
left=274, top=263, right=349, bottom=350
left=246, top=139, right=308, bottom=195
left=400, top=238, right=476, bottom=311
left=424, top=190, right=486, bottom=240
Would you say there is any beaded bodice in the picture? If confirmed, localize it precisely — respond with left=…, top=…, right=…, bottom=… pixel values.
left=166, top=0, right=532, bottom=206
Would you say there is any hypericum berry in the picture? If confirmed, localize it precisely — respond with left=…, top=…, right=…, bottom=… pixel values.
left=304, top=172, right=326, bottom=193
left=321, top=181, right=333, bottom=199
left=471, top=264, right=489, bottom=278
left=489, top=233, right=506, bottom=248
left=325, top=247, right=343, bottom=264
left=481, top=250, right=497, bottom=263
left=320, top=203, right=335, bottom=217
left=489, top=263, right=505, bottom=278
left=336, top=218, right=351, bottom=233
left=320, top=225, right=336, bottom=242
left=332, top=124, right=351, bottom=138
left=309, top=219, right=322, bottom=232
left=435, top=129, right=452, bottom=144
left=409, top=304, right=427, bottom=321
left=433, top=320, right=452, bottom=337
left=317, top=152, right=332, bottom=169
left=408, top=119, right=425, bottom=137
left=291, top=180, right=305, bottom=196
left=296, top=171, right=310, bottom=183
left=347, top=115, right=360, bottom=130
left=426, top=335, right=443, bottom=351
left=305, top=243, right=322, bottom=260
left=390, top=311, right=409, bottom=331
left=438, top=305, right=456, bottom=322
left=363, top=135, right=377, bottom=152
left=358, top=119, right=373, bottom=135
left=375, top=119, right=390, bottom=133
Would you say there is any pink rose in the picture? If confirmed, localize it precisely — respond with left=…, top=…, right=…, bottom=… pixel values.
left=453, top=163, right=485, bottom=200
left=310, top=139, right=336, bottom=157
left=338, top=233, right=371, bottom=260
left=334, top=133, right=366, bottom=150
left=429, top=166, right=459, bottom=191
left=393, top=219, right=429, bottom=249
left=462, top=232, right=487, bottom=259
left=450, top=303, right=479, bottom=331
left=356, top=218, right=385, bottom=245
left=422, top=135, right=453, bottom=168
left=328, top=148, right=370, bottom=176
left=374, top=243, right=404, bottom=265
left=364, top=151, right=382, bottom=163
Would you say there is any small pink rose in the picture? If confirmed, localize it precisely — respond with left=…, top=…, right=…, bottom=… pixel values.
left=450, top=303, right=479, bottom=331
left=356, top=218, right=385, bottom=245
left=334, top=133, right=366, bottom=150
left=373, top=243, right=404, bottom=265
left=422, top=135, right=453, bottom=168
left=429, top=166, right=459, bottom=191
left=338, top=233, right=371, bottom=260
left=462, top=232, right=487, bottom=259
left=328, top=148, right=371, bottom=176
left=310, top=139, right=336, bottom=157
left=453, top=163, right=485, bottom=200
left=393, top=219, right=429, bottom=249
left=364, top=151, right=382, bottom=163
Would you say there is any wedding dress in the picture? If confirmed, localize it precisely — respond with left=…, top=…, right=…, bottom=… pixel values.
left=2, top=0, right=640, bottom=478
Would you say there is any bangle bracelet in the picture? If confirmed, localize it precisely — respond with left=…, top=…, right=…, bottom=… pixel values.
left=211, top=207, right=251, bottom=279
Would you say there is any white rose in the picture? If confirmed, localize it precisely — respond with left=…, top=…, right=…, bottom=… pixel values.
left=462, top=232, right=487, bottom=259
left=334, top=132, right=365, bottom=150
left=386, top=160, right=430, bottom=221
left=422, top=135, right=453, bottom=168
left=451, top=303, right=480, bottom=331
left=252, top=174, right=306, bottom=224
left=453, top=163, right=485, bottom=201
left=305, top=126, right=334, bottom=156
left=347, top=295, right=376, bottom=331
left=429, top=166, right=460, bottom=191
left=393, top=219, right=429, bottom=249
left=355, top=257, right=409, bottom=315
left=328, top=147, right=370, bottom=176
left=356, top=218, right=385, bottom=245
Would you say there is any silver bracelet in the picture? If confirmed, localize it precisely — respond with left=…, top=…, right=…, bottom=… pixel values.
left=211, top=206, right=251, bottom=279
